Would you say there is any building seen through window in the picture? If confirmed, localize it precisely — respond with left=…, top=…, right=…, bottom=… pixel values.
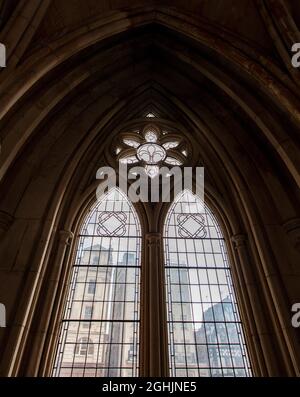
left=53, top=187, right=251, bottom=377
left=53, top=188, right=141, bottom=377
left=164, top=190, right=252, bottom=377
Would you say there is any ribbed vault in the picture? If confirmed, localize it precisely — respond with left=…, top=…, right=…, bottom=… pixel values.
left=0, top=1, right=299, bottom=377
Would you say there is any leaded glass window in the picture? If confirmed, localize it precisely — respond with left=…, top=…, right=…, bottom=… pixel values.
left=115, top=123, right=187, bottom=178
left=164, top=190, right=251, bottom=377
left=162, top=141, right=179, bottom=150
left=53, top=188, right=141, bottom=377
left=123, top=139, right=140, bottom=148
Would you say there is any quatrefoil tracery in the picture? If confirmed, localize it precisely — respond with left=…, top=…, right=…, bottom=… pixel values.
left=114, top=123, right=188, bottom=178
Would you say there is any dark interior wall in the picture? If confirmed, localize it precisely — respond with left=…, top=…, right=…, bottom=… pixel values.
left=0, top=1, right=299, bottom=376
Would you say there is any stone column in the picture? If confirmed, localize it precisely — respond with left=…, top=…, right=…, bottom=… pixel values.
left=25, top=229, right=74, bottom=376
left=231, top=234, right=265, bottom=376
left=140, top=232, right=169, bottom=377
left=231, top=234, right=279, bottom=376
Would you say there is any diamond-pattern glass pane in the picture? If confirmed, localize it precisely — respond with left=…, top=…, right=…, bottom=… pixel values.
left=53, top=188, right=141, bottom=377
left=164, top=190, right=252, bottom=377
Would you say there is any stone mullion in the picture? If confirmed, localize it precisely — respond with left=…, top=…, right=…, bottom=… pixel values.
left=140, top=232, right=169, bottom=377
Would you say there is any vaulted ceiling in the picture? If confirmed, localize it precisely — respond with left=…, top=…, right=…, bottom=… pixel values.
left=0, top=0, right=299, bottom=229
left=0, top=1, right=299, bottom=212
left=0, top=0, right=300, bottom=377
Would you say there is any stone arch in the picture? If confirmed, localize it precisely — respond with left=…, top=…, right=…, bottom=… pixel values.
left=0, top=1, right=300, bottom=377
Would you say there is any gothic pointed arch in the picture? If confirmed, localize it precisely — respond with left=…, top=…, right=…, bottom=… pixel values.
left=53, top=187, right=141, bottom=377
left=0, top=2, right=300, bottom=379
left=163, top=189, right=252, bottom=376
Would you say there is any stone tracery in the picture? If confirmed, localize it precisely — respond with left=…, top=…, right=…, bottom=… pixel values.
left=115, top=123, right=188, bottom=177
left=0, top=0, right=299, bottom=378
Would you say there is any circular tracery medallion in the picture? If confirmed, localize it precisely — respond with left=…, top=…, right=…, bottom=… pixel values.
left=137, top=143, right=166, bottom=164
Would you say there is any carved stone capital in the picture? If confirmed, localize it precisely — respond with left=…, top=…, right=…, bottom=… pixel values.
left=58, top=230, right=74, bottom=246
left=283, top=218, right=300, bottom=251
left=146, top=232, right=162, bottom=244
left=231, top=234, right=247, bottom=249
